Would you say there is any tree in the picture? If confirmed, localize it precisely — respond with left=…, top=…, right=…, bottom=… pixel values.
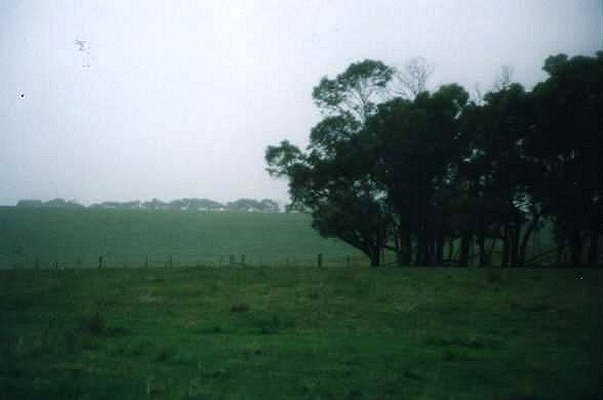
left=312, top=59, right=394, bottom=123
left=527, top=52, right=603, bottom=266
left=267, top=53, right=601, bottom=268
left=391, top=56, right=435, bottom=100
left=267, top=60, right=395, bottom=266
left=493, top=65, right=514, bottom=91
left=458, top=83, right=539, bottom=267
left=266, top=137, right=389, bottom=266
left=365, top=85, right=469, bottom=265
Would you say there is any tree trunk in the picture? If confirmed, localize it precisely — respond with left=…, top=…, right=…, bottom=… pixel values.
left=517, top=213, right=540, bottom=267
left=485, top=238, right=496, bottom=266
left=556, top=237, right=565, bottom=266
left=478, top=230, right=486, bottom=267
left=366, top=246, right=381, bottom=267
left=458, top=232, right=472, bottom=267
left=434, top=232, right=444, bottom=266
left=569, top=230, right=583, bottom=267
left=415, top=227, right=428, bottom=266
left=587, top=229, right=600, bottom=266
left=509, top=225, right=519, bottom=267
left=501, top=227, right=510, bottom=267
left=404, top=235, right=413, bottom=265
left=398, top=231, right=412, bottom=266
left=394, top=233, right=402, bottom=266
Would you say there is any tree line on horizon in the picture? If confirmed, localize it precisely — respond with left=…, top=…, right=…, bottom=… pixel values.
left=15, top=198, right=281, bottom=212
left=266, top=53, right=602, bottom=267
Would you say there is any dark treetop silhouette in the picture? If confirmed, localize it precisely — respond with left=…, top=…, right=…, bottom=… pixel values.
left=267, top=53, right=603, bottom=267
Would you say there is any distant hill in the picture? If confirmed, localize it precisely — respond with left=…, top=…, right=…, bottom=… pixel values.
left=16, top=197, right=281, bottom=212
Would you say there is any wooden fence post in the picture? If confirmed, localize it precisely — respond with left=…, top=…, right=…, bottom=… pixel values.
left=317, top=253, right=323, bottom=268
left=241, top=254, right=245, bottom=265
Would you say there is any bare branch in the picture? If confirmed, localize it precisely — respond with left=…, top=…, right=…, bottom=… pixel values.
left=391, top=56, right=434, bottom=99
left=493, top=65, right=514, bottom=91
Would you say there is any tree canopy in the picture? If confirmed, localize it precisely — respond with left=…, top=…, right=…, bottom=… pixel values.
left=267, top=53, right=603, bottom=267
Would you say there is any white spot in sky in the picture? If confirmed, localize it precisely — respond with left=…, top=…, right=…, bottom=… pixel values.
left=74, top=39, right=93, bottom=68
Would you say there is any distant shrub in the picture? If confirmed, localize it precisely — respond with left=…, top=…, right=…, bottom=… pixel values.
left=257, top=315, right=296, bottom=334
left=442, top=349, right=475, bottom=362
left=63, top=330, right=98, bottom=354
left=402, top=370, right=422, bottom=380
left=425, top=335, right=505, bottom=350
left=80, top=312, right=105, bottom=335
left=155, top=347, right=174, bottom=362
left=480, top=268, right=503, bottom=285
left=230, top=303, right=250, bottom=313
left=506, top=395, right=537, bottom=400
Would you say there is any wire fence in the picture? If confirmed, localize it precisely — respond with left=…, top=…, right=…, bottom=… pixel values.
left=0, top=227, right=558, bottom=270
left=0, top=247, right=368, bottom=270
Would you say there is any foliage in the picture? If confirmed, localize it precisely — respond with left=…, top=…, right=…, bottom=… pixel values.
left=267, top=53, right=602, bottom=267
left=267, top=60, right=397, bottom=266
left=17, top=197, right=281, bottom=212
left=527, top=52, right=603, bottom=265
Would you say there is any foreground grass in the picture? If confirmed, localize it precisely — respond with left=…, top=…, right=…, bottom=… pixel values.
left=0, top=266, right=601, bottom=399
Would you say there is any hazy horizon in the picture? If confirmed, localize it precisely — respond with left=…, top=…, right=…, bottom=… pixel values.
left=7, top=195, right=284, bottom=208
left=1, top=0, right=601, bottom=206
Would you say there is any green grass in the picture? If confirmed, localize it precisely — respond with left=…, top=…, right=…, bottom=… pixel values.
left=1, top=266, right=600, bottom=399
left=0, top=208, right=363, bottom=269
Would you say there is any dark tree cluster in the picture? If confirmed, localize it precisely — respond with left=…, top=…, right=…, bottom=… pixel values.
left=16, top=199, right=84, bottom=208
left=266, top=53, right=602, bottom=267
left=17, top=197, right=281, bottom=212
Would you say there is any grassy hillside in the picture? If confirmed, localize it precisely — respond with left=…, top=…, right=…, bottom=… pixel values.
left=0, top=208, right=363, bottom=269
left=0, top=266, right=601, bottom=399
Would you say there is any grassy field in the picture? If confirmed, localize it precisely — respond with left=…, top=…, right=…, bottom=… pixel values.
left=1, top=266, right=601, bottom=399
left=0, top=208, right=363, bottom=269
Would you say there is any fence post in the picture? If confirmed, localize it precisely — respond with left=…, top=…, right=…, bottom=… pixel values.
left=34, top=256, right=40, bottom=269
left=317, top=253, right=323, bottom=268
left=241, top=254, right=245, bottom=266
left=98, top=255, right=103, bottom=269
left=144, top=255, right=149, bottom=268
left=229, top=255, right=235, bottom=265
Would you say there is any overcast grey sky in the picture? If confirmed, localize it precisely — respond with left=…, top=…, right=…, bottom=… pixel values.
left=1, top=1, right=601, bottom=205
